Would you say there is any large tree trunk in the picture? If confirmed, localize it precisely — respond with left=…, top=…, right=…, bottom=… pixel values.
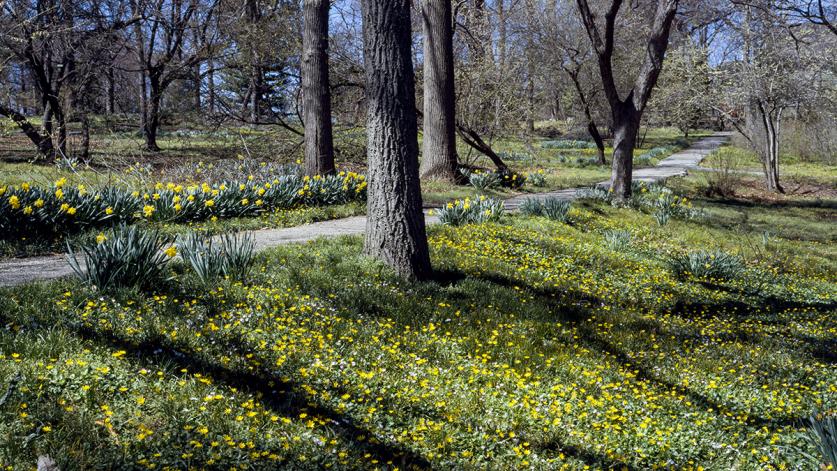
left=419, top=0, right=458, bottom=181
left=610, top=102, right=640, bottom=199
left=0, top=104, right=56, bottom=160
left=361, top=0, right=432, bottom=280
left=302, top=0, right=336, bottom=176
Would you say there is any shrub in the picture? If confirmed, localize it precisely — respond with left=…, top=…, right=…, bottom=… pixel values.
left=468, top=172, right=501, bottom=191
left=527, top=171, right=547, bottom=187
left=603, top=229, right=632, bottom=251
left=701, top=147, right=743, bottom=197
left=665, top=249, right=746, bottom=281
left=519, top=197, right=571, bottom=222
left=177, top=231, right=257, bottom=284
left=435, top=197, right=504, bottom=226
left=66, top=225, right=173, bottom=291
left=805, top=413, right=837, bottom=469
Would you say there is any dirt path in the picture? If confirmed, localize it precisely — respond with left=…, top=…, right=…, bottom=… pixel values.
left=0, top=133, right=729, bottom=287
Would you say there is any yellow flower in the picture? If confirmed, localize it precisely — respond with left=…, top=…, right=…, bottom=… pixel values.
left=164, top=246, right=177, bottom=258
left=23, top=206, right=33, bottom=215
left=96, top=233, right=107, bottom=244
left=143, top=205, right=155, bottom=218
left=204, top=199, right=215, bottom=208
left=34, top=198, right=44, bottom=208
left=105, top=207, right=114, bottom=215
left=67, top=207, right=77, bottom=215
left=241, top=198, right=249, bottom=205
left=55, top=189, right=64, bottom=199
left=21, top=182, right=30, bottom=191
left=8, top=195, right=20, bottom=209
left=60, top=203, right=70, bottom=212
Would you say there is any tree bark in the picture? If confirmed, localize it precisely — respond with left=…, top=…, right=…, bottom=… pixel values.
left=361, top=0, right=432, bottom=280
left=610, top=102, right=639, bottom=197
left=419, top=0, right=458, bottom=181
left=302, top=0, right=336, bottom=175
left=144, top=74, right=162, bottom=151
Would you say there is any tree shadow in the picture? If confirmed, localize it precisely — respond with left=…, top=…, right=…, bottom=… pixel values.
left=431, top=270, right=818, bottom=429
left=0, top=310, right=432, bottom=470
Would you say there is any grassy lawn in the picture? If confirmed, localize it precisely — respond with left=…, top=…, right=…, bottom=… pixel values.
left=1, top=191, right=834, bottom=469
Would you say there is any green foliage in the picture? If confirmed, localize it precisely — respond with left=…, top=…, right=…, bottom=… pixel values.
left=541, top=139, right=596, bottom=149
left=520, top=197, right=572, bottom=222
left=468, top=172, right=501, bottom=191
left=575, top=186, right=611, bottom=202
left=435, top=197, right=504, bottom=226
left=602, top=229, right=632, bottom=251
left=0, top=173, right=367, bottom=240
left=495, top=169, right=526, bottom=189
left=805, top=413, right=837, bottom=469
left=66, top=225, right=172, bottom=291
left=665, top=249, right=746, bottom=281
left=177, top=231, right=256, bottom=284
left=527, top=171, right=547, bottom=187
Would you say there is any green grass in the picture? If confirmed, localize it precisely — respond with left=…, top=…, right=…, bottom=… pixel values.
left=700, top=146, right=837, bottom=187
left=1, top=193, right=834, bottom=470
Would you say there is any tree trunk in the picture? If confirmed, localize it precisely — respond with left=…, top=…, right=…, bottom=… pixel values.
left=208, top=59, right=216, bottom=114
left=588, top=120, right=606, bottom=165
left=144, top=75, right=162, bottom=151
left=193, top=65, right=202, bottom=113
left=80, top=112, right=91, bottom=162
left=106, top=68, right=116, bottom=114
left=610, top=103, right=639, bottom=200
left=0, top=104, right=56, bottom=160
left=361, top=0, right=432, bottom=280
left=756, top=101, right=783, bottom=193
left=525, top=0, right=536, bottom=133
left=419, top=0, right=458, bottom=181
left=302, top=0, right=336, bottom=175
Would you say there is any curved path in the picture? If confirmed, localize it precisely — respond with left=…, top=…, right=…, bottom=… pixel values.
left=0, top=133, right=729, bottom=287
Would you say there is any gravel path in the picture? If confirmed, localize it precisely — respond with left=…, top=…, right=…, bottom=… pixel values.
left=0, top=133, right=729, bottom=287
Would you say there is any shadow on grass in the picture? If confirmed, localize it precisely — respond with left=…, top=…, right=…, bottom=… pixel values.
left=436, top=270, right=819, bottom=430
left=0, top=310, right=432, bottom=470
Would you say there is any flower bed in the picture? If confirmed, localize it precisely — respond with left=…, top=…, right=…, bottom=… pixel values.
left=0, top=172, right=366, bottom=238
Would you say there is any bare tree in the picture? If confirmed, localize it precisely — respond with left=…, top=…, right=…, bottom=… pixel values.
left=575, top=0, right=679, bottom=200
left=130, top=0, right=217, bottom=151
left=361, top=0, right=432, bottom=280
left=302, top=0, right=335, bottom=175
left=420, top=0, right=458, bottom=181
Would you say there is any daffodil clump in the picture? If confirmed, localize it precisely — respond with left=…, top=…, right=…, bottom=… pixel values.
left=1, top=202, right=835, bottom=470
left=434, top=196, right=504, bottom=226
left=0, top=172, right=367, bottom=239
